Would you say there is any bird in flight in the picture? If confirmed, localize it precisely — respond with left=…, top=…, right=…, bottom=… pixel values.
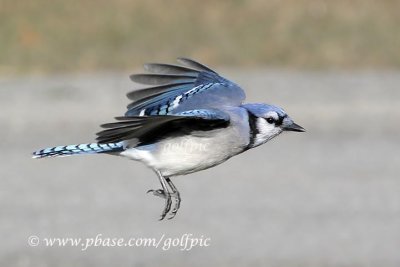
left=33, top=58, right=305, bottom=220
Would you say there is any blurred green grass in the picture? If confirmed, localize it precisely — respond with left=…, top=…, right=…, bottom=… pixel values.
left=0, top=0, right=399, bottom=74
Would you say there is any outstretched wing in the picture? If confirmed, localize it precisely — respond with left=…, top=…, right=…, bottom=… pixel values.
left=125, top=58, right=246, bottom=116
left=97, top=109, right=230, bottom=145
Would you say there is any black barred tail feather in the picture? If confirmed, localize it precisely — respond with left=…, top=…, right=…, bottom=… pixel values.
left=32, top=142, right=124, bottom=159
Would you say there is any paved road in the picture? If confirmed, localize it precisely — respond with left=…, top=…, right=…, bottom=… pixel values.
left=1, top=70, right=399, bottom=267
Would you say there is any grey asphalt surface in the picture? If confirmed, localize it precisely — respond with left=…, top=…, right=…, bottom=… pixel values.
left=1, top=69, right=399, bottom=267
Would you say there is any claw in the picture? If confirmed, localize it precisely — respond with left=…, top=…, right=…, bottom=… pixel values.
left=167, top=191, right=181, bottom=220
left=147, top=189, right=166, bottom=199
left=160, top=193, right=172, bottom=221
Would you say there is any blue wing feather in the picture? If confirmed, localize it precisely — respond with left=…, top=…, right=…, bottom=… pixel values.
left=176, top=109, right=230, bottom=121
left=125, top=58, right=246, bottom=116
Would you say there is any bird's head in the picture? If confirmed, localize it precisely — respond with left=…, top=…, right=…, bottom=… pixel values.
left=243, top=103, right=305, bottom=148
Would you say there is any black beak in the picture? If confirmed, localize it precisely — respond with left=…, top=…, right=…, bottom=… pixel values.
left=282, top=122, right=306, bottom=132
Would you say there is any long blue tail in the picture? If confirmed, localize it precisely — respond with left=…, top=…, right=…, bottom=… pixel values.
left=32, top=142, right=124, bottom=159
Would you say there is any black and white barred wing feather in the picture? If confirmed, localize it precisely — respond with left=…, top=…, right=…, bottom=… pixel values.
left=125, top=58, right=246, bottom=116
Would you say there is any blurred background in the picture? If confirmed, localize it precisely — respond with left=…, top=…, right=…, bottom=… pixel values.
left=1, top=0, right=400, bottom=74
left=1, top=0, right=399, bottom=266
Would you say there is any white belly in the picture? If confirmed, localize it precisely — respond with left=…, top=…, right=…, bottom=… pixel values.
left=120, top=127, right=248, bottom=176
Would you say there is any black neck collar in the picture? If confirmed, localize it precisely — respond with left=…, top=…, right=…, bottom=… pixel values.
left=246, top=110, right=259, bottom=150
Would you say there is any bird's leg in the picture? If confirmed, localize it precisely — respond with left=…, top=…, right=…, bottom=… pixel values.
left=147, top=170, right=172, bottom=220
left=165, top=177, right=181, bottom=220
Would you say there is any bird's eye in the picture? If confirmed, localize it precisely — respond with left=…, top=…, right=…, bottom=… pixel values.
left=266, top=117, right=275, bottom=124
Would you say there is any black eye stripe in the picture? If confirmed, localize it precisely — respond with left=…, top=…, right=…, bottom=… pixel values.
left=276, top=114, right=287, bottom=126
left=266, top=114, right=286, bottom=126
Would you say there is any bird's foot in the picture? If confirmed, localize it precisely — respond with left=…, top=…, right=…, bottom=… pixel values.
left=147, top=189, right=172, bottom=220
left=147, top=189, right=180, bottom=220
left=167, top=191, right=181, bottom=220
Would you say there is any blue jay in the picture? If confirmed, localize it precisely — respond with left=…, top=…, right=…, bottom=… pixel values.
left=33, top=58, right=305, bottom=220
